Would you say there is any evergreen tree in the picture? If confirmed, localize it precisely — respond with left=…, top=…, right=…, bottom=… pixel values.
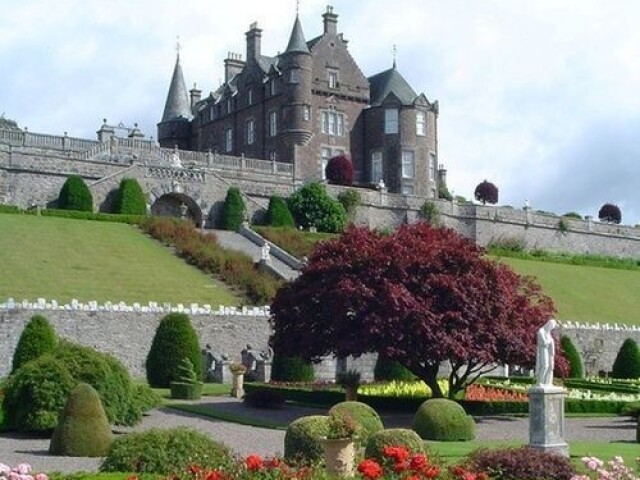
left=611, top=338, right=640, bottom=379
left=114, top=178, right=147, bottom=215
left=11, top=314, right=57, bottom=373
left=58, top=175, right=93, bottom=211
left=265, top=195, right=295, bottom=228
left=560, top=335, right=584, bottom=379
left=220, top=187, right=245, bottom=230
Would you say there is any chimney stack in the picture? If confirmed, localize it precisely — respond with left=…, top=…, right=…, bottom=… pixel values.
left=245, top=22, right=262, bottom=62
left=190, top=83, right=202, bottom=107
left=224, top=52, right=245, bottom=83
left=322, top=5, right=338, bottom=35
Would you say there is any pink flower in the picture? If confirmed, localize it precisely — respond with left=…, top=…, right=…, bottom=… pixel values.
left=15, top=466, right=31, bottom=476
left=34, top=475, right=48, bottom=480
left=0, top=464, right=11, bottom=475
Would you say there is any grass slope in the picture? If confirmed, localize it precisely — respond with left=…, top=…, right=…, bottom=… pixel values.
left=498, top=257, right=640, bottom=325
left=0, top=214, right=240, bottom=305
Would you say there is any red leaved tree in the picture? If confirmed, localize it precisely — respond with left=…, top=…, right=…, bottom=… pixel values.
left=474, top=180, right=499, bottom=205
left=270, top=223, right=565, bottom=398
left=325, top=155, right=355, bottom=186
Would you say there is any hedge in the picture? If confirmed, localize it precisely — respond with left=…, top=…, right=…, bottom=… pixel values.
left=0, top=206, right=147, bottom=224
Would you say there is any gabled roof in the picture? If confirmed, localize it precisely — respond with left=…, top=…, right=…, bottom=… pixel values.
left=161, top=54, right=192, bottom=122
left=368, top=66, right=418, bottom=107
left=285, top=15, right=310, bottom=54
left=306, top=35, right=322, bottom=51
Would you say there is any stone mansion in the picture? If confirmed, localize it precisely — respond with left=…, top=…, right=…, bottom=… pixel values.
left=158, top=6, right=442, bottom=198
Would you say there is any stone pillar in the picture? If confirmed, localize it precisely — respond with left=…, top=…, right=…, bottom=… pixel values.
left=213, top=360, right=232, bottom=384
left=528, top=386, right=568, bottom=456
left=231, top=373, right=245, bottom=398
left=255, top=360, right=272, bottom=382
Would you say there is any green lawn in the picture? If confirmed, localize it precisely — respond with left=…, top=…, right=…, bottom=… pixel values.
left=0, top=214, right=240, bottom=305
left=499, top=257, right=640, bottom=325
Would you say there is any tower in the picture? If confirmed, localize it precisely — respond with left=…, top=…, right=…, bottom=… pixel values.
left=157, top=50, right=193, bottom=150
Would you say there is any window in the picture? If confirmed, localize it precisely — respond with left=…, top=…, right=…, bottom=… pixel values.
left=370, top=151, right=383, bottom=183
left=246, top=119, right=255, bottom=145
left=269, top=111, right=277, bottom=137
left=402, top=185, right=415, bottom=195
left=304, top=105, right=311, bottom=121
left=269, top=150, right=277, bottom=161
left=225, top=128, right=233, bottom=152
left=402, top=150, right=415, bottom=179
left=385, top=108, right=399, bottom=134
left=321, top=147, right=331, bottom=179
left=227, top=98, right=232, bottom=114
left=269, top=79, right=276, bottom=96
left=429, top=152, right=437, bottom=181
left=321, top=111, right=345, bottom=136
left=328, top=71, right=338, bottom=89
left=416, top=111, right=426, bottom=136
left=248, top=88, right=253, bottom=106
left=209, top=106, right=215, bottom=121
left=289, top=69, right=300, bottom=84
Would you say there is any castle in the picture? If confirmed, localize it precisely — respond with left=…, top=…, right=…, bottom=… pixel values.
left=158, top=6, right=442, bottom=198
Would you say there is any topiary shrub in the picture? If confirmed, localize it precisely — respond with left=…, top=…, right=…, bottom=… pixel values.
left=328, top=401, right=384, bottom=446
left=2, top=355, right=76, bottom=432
left=11, top=314, right=57, bottom=374
left=114, top=178, right=147, bottom=215
left=49, top=383, right=113, bottom=457
left=265, top=195, right=295, bottom=228
left=465, top=446, right=575, bottom=480
left=220, top=187, right=245, bottom=231
left=284, top=415, right=329, bottom=464
left=598, top=203, right=622, bottom=224
left=364, top=429, right=427, bottom=463
left=474, top=180, right=498, bottom=205
left=146, top=313, right=203, bottom=388
left=58, top=175, right=93, bottom=212
left=374, top=355, right=416, bottom=382
left=325, top=155, right=354, bottom=186
left=170, top=357, right=203, bottom=400
left=100, top=427, right=233, bottom=474
left=287, top=182, right=347, bottom=233
left=611, top=338, right=640, bottom=380
left=412, top=398, right=475, bottom=441
left=270, top=355, right=315, bottom=382
left=560, top=335, right=584, bottom=379
left=132, top=383, right=162, bottom=412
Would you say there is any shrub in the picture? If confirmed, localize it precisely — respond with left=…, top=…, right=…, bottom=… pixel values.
left=287, top=182, right=347, bottom=233
left=611, top=338, right=640, bottom=379
left=563, top=212, right=582, bottom=219
left=11, top=314, right=57, bottom=374
left=364, top=429, right=427, bottom=463
left=337, top=189, right=361, bottom=218
left=328, top=401, right=384, bottom=445
left=412, top=398, right=475, bottom=441
left=560, top=335, right=583, bottom=378
left=374, top=355, right=416, bottom=382
left=146, top=313, right=203, bottom=388
left=419, top=201, right=440, bottom=225
left=325, top=155, right=354, bottom=185
left=283, top=415, right=329, bottom=464
left=100, top=427, right=233, bottom=474
left=170, top=358, right=203, bottom=400
left=438, top=184, right=453, bottom=201
left=598, top=203, right=622, bottom=224
left=465, top=446, right=575, bottom=480
left=221, top=187, right=245, bottom=230
left=270, top=355, right=315, bottom=382
left=474, top=180, right=499, bottom=205
left=2, top=355, right=75, bottom=432
left=114, top=178, right=147, bottom=215
left=49, top=383, right=113, bottom=457
left=58, top=175, right=93, bottom=212
left=265, top=195, right=295, bottom=228
left=244, top=389, right=286, bottom=409
left=132, top=383, right=162, bottom=412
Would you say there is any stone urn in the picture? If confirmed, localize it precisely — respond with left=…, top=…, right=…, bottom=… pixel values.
left=231, top=373, right=244, bottom=398
left=322, top=437, right=355, bottom=477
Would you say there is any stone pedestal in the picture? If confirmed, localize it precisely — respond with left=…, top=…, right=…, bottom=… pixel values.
left=528, top=386, right=568, bottom=456
left=231, top=373, right=245, bottom=399
left=255, top=360, right=272, bottom=382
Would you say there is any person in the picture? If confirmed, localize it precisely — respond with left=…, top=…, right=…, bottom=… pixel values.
left=536, top=319, right=558, bottom=386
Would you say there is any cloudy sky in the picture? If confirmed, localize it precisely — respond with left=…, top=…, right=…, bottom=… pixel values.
left=1, top=0, right=638, bottom=224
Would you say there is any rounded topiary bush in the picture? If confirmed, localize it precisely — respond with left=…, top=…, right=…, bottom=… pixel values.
left=146, top=313, right=203, bottom=388
left=611, top=338, right=640, bottom=380
left=49, top=383, right=113, bottom=457
left=2, top=355, right=76, bottom=432
left=11, top=314, right=57, bottom=374
left=287, top=182, right=347, bottom=233
left=270, top=355, right=315, bottom=382
left=58, top=175, right=93, bottom=211
left=325, top=155, right=354, bottom=186
left=364, top=428, right=427, bottom=463
left=412, top=398, right=475, bottom=441
left=100, top=427, right=233, bottom=474
left=114, top=178, right=147, bottom=215
left=466, top=446, right=575, bottom=480
left=220, top=187, right=245, bottom=231
left=374, top=355, right=416, bottom=382
left=560, top=335, right=584, bottom=379
left=328, top=401, right=384, bottom=445
left=265, top=195, right=295, bottom=228
left=284, top=415, right=329, bottom=464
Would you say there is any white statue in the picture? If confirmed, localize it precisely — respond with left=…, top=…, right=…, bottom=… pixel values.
left=536, top=319, right=558, bottom=386
left=171, top=145, right=182, bottom=168
left=261, top=242, right=271, bottom=262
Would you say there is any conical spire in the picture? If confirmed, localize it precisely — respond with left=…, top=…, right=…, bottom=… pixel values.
left=161, top=53, right=192, bottom=122
left=285, top=15, right=310, bottom=54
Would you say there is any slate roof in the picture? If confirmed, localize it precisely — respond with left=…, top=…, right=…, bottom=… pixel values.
left=368, top=66, right=418, bottom=106
left=285, top=15, right=310, bottom=54
left=161, top=55, right=192, bottom=122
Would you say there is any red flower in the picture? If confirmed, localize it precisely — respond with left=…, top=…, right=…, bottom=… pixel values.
left=382, top=445, right=410, bottom=464
left=393, top=462, right=408, bottom=473
left=245, top=454, right=264, bottom=471
left=452, top=466, right=466, bottom=476
left=204, top=471, right=225, bottom=480
left=423, top=465, right=440, bottom=479
left=188, top=465, right=203, bottom=476
left=476, top=473, right=489, bottom=480
left=409, top=453, right=429, bottom=472
left=357, top=459, right=384, bottom=479
left=266, top=457, right=284, bottom=469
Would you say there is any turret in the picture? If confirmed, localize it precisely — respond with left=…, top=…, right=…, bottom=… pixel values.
left=157, top=52, right=192, bottom=150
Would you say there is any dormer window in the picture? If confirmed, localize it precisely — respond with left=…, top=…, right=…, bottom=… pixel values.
left=328, top=71, right=338, bottom=89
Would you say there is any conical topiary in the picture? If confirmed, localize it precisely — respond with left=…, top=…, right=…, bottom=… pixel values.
left=49, top=383, right=113, bottom=457
left=58, top=175, right=93, bottom=212
left=11, top=314, right=57, bottom=374
left=560, top=335, right=584, bottom=379
left=169, top=357, right=203, bottom=399
left=265, top=196, right=295, bottom=228
left=612, top=338, right=640, bottom=380
left=114, top=178, right=147, bottom=215
left=220, top=187, right=245, bottom=231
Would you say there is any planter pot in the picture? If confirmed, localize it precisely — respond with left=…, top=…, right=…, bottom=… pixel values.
left=322, top=437, right=355, bottom=477
left=231, top=373, right=245, bottom=399
left=170, top=381, right=203, bottom=400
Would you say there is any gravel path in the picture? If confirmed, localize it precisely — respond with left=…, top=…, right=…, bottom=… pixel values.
left=1, top=397, right=636, bottom=474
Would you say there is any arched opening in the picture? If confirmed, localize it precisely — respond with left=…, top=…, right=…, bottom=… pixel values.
left=150, top=193, right=203, bottom=227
